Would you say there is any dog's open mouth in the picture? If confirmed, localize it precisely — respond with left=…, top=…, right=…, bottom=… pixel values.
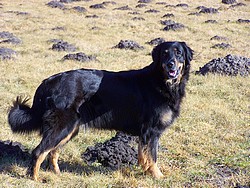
left=168, top=69, right=179, bottom=79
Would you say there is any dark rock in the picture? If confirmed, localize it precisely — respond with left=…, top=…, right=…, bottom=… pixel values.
left=222, top=0, right=237, bottom=4
left=82, top=132, right=138, bottom=169
left=113, top=40, right=144, bottom=50
left=46, top=1, right=65, bottom=9
left=211, top=43, right=231, bottom=49
left=0, top=47, right=17, bottom=60
left=196, top=54, right=250, bottom=76
left=52, top=41, right=77, bottom=52
left=63, top=52, right=96, bottom=62
left=146, top=38, right=166, bottom=45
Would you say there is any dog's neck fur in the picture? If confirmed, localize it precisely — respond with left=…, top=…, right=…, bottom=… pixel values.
left=148, top=61, right=190, bottom=115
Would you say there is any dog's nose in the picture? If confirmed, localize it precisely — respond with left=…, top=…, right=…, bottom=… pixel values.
left=167, top=61, right=175, bottom=69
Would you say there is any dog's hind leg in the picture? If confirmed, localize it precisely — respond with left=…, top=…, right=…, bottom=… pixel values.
left=30, top=109, right=80, bottom=181
left=138, top=130, right=163, bottom=179
left=48, top=149, right=60, bottom=174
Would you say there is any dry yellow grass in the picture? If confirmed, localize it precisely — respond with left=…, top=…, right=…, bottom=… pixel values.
left=0, top=0, right=249, bottom=187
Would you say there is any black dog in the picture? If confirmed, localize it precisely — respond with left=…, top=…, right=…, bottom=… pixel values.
left=8, top=41, right=193, bottom=181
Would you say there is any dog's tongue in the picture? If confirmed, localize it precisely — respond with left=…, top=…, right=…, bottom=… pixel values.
left=169, top=70, right=177, bottom=77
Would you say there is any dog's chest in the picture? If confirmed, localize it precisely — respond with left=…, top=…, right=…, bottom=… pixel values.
left=159, top=109, right=173, bottom=126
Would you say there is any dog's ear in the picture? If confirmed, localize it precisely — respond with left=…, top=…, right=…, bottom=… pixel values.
left=152, top=43, right=163, bottom=63
left=181, top=42, right=193, bottom=63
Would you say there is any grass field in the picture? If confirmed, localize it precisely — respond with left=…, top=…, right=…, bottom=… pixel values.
left=0, top=0, right=249, bottom=187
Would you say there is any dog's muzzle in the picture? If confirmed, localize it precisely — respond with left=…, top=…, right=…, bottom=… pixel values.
left=164, top=61, right=180, bottom=79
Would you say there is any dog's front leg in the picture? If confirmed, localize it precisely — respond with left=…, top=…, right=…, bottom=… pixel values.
left=138, top=132, right=164, bottom=179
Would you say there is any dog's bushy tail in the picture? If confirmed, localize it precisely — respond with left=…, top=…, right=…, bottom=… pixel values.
left=8, top=96, right=41, bottom=134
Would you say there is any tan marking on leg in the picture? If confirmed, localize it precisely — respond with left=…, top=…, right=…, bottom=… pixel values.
left=33, top=151, right=50, bottom=181
left=147, top=162, right=164, bottom=179
left=49, top=150, right=60, bottom=174
left=138, top=142, right=164, bottom=179
left=55, top=126, right=78, bottom=148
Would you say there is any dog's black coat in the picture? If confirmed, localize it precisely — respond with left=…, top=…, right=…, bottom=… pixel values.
left=8, top=41, right=193, bottom=179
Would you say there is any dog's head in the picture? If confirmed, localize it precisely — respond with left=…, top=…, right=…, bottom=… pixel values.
left=152, top=41, right=193, bottom=83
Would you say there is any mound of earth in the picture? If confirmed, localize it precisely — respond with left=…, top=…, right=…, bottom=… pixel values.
left=205, top=20, right=218, bottom=23
left=162, top=13, right=174, bottom=18
left=160, top=19, right=176, bottom=25
left=132, top=17, right=145, bottom=21
left=146, top=38, right=166, bottom=45
left=114, top=5, right=132, bottom=11
left=196, top=54, right=250, bottom=76
left=72, top=6, right=87, bottom=13
left=145, top=9, right=160, bottom=13
left=237, top=19, right=250, bottom=23
left=161, top=19, right=185, bottom=31
left=229, top=3, right=246, bottom=8
left=90, top=3, right=106, bottom=9
left=211, top=43, right=231, bottom=49
left=199, top=7, right=219, bottom=14
left=52, top=41, right=77, bottom=52
left=163, top=23, right=185, bottom=31
left=82, top=132, right=138, bottom=169
left=136, top=4, right=147, bottom=8
left=222, top=0, right=237, bottom=4
left=210, top=35, right=228, bottom=41
left=0, top=140, right=30, bottom=160
left=176, top=3, right=189, bottom=8
left=0, top=47, right=17, bottom=60
left=0, top=31, right=14, bottom=38
left=138, top=0, right=152, bottom=3
left=113, top=40, right=144, bottom=50
left=0, top=31, right=22, bottom=45
left=63, top=52, right=96, bottom=62
left=46, top=1, right=65, bottom=9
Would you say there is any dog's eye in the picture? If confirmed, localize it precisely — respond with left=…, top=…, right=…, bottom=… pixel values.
left=176, top=50, right=182, bottom=56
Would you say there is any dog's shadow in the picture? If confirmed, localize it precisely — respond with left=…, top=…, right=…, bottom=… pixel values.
left=0, top=140, right=112, bottom=178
